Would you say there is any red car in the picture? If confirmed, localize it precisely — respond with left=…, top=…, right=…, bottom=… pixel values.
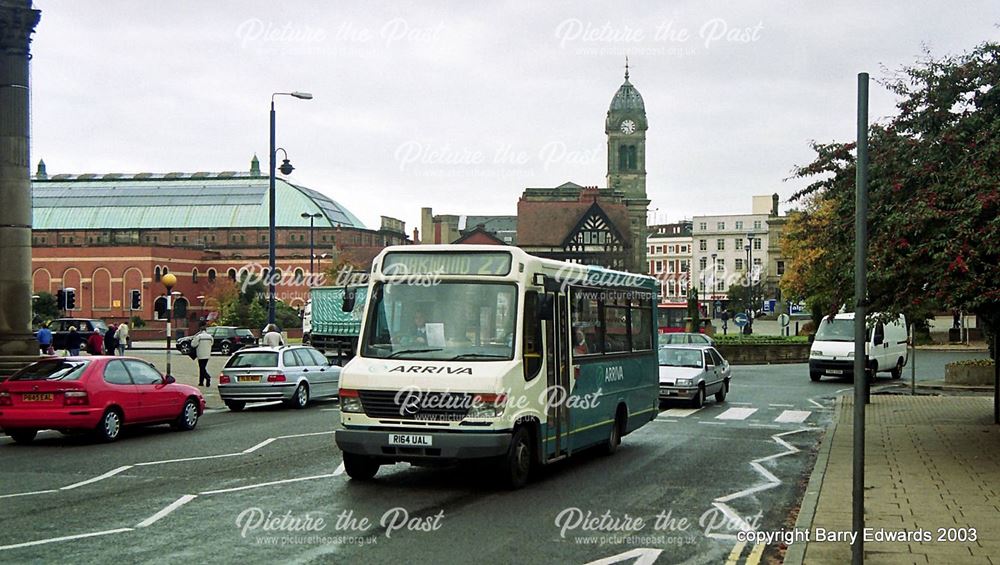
left=0, top=356, right=205, bottom=444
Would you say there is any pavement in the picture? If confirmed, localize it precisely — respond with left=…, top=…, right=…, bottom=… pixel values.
left=786, top=392, right=1000, bottom=564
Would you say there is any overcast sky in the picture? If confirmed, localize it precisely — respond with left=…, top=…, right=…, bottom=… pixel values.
left=29, top=1, right=999, bottom=233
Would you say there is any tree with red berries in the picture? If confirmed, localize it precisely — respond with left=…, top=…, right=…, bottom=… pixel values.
left=782, top=40, right=1000, bottom=357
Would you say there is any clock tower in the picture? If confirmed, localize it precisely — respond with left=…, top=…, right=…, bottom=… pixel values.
left=606, top=60, right=649, bottom=272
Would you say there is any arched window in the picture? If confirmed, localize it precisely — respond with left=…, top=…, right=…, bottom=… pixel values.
left=154, top=266, right=162, bottom=282
left=228, top=268, right=237, bottom=281
left=293, top=268, right=305, bottom=285
left=273, top=269, right=282, bottom=281
left=192, top=268, right=199, bottom=283
left=208, top=268, right=216, bottom=282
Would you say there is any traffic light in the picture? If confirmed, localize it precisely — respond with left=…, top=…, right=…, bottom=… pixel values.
left=65, top=289, right=76, bottom=310
left=130, top=289, right=142, bottom=310
left=57, top=289, right=66, bottom=310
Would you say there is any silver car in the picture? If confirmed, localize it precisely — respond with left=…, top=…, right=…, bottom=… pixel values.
left=657, top=345, right=731, bottom=408
left=219, top=346, right=341, bottom=411
left=658, top=332, right=716, bottom=346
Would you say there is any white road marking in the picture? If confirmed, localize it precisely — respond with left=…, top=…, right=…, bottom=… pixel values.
left=135, top=453, right=243, bottom=466
left=0, top=528, right=134, bottom=551
left=748, top=424, right=782, bottom=429
left=652, top=418, right=679, bottom=423
left=698, top=421, right=727, bottom=425
left=807, top=398, right=824, bottom=409
left=768, top=403, right=794, bottom=408
left=320, top=408, right=340, bottom=412
left=716, top=408, right=758, bottom=420
left=0, top=489, right=59, bottom=499
left=774, top=410, right=811, bottom=424
left=242, top=438, right=276, bottom=453
left=60, top=465, right=132, bottom=490
left=333, top=463, right=345, bottom=476
left=135, top=494, right=197, bottom=528
left=728, top=401, right=753, bottom=406
left=199, top=473, right=339, bottom=495
left=584, top=548, right=663, bottom=565
left=275, top=430, right=336, bottom=440
left=660, top=408, right=702, bottom=417
left=706, top=428, right=813, bottom=540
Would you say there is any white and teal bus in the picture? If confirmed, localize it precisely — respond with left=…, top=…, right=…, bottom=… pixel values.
left=335, top=245, right=659, bottom=487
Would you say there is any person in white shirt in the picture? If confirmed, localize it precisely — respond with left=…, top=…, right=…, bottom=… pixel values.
left=114, top=322, right=130, bottom=356
left=192, top=325, right=214, bottom=386
left=262, top=324, right=284, bottom=347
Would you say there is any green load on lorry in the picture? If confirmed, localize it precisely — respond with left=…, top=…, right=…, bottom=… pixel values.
left=306, top=285, right=367, bottom=363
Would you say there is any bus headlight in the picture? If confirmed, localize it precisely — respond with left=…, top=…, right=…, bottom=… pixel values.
left=467, top=393, right=506, bottom=419
left=675, top=378, right=693, bottom=387
left=339, top=389, right=363, bottom=413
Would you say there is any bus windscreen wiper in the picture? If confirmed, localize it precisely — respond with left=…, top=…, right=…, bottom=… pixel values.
left=386, top=348, right=443, bottom=358
left=450, top=353, right=508, bottom=360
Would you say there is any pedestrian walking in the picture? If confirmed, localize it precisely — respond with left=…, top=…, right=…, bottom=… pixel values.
left=36, top=322, right=53, bottom=355
left=86, top=329, right=104, bottom=355
left=114, top=322, right=130, bottom=356
left=192, top=325, right=214, bottom=386
left=262, top=324, right=284, bottom=347
left=65, top=326, right=84, bottom=356
left=104, top=324, right=119, bottom=356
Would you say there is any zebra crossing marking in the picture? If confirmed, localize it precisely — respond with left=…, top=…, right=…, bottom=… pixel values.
left=716, top=407, right=758, bottom=420
left=774, top=410, right=811, bottom=424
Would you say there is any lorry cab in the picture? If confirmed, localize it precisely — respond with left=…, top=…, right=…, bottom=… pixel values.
left=809, top=312, right=908, bottom=381
left=302, top=300, right=312, bottom=344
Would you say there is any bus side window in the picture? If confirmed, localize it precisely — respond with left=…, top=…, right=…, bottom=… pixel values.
left=522, top=291, right=543, bottom=381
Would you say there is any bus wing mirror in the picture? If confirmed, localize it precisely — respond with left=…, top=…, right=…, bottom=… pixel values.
left=341, top=288, right=356, bottom=312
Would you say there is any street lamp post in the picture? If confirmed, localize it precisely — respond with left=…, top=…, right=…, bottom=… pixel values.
left=301, top=212, right=323, bottom=280
left=162, top=273, right=177, bottom=378
left=710, top=253, right=717, bottom=318
left=745, top=234, right=754, bottom=335
left=269, top=91, right=313, bottom=326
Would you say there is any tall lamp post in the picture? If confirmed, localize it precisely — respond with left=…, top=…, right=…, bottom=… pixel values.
left=162, top=273, right=177, bottom=378
left=710, top=253, right=717, bottom=318
left=269, top=91, right=313, bottom=326
left=301, top=212, right=323, bottom=279
left=745, top=233, right=754, bottom=335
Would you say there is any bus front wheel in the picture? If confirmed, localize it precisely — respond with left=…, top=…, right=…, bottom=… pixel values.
left=500, top=427, right=533, bottom=489
left=343, top=453, right=380, bottom=481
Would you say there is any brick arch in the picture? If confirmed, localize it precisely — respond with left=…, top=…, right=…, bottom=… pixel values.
left=92, top=267, right=112, bottom=310
left=32, top=268, right=52, bottom=295
left=62, top=267, right=83, bottom=312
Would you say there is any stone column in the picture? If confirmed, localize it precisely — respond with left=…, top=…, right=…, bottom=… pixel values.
left=0, top=1, right=41, bottom=355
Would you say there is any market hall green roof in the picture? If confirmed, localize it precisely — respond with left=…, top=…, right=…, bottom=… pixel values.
left=31, top=171, right=366, bottom=230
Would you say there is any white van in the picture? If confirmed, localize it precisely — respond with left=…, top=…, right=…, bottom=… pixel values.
left=809, top=312, right=908, bottom=381
left=301, top=300, right=312, bottom=344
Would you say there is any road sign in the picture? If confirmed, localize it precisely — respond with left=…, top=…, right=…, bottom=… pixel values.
left=733, top=312, right=749, bottom=327
left=778, top=313, right=790, bottom=327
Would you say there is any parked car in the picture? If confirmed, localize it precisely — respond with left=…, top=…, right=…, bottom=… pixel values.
left=218, top=345, right=341, bottom=412
left=176, top=326, right=257, bottom=356
left=658, top=332, right=716, bottom=346
left=0, top=357, right=204, bottom=444
left=809, top=312, right=908, bottom=381
left=657, top=344, right=731, bottom=408
left=47, top=318, right=109, bottom=350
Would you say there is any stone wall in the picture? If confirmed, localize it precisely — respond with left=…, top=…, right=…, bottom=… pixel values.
left=716, top=343, right=810, bottom=365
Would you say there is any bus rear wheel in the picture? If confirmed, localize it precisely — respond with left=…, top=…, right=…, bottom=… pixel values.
left=500, top=427, right=533, bottom=489
left=603, top=408, right=626, bottom=455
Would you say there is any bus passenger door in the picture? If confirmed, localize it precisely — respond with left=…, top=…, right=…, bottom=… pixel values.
left=544, top=289, right=570, bottom=460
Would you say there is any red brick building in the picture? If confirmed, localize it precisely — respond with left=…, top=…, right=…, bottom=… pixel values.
left=30, top=158, right=408, bottom=333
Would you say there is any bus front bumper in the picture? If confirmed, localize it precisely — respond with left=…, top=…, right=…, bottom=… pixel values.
left=336, top=428, right=511, bottom=462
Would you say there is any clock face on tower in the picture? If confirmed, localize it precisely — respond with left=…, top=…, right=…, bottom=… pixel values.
left=620, top=119, right=636, bottom=135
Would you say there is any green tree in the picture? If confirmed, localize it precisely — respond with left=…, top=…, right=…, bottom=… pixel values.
left=32, top=291, right=60, bottom=326
left=782, top=40, right=1000, bottom=357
